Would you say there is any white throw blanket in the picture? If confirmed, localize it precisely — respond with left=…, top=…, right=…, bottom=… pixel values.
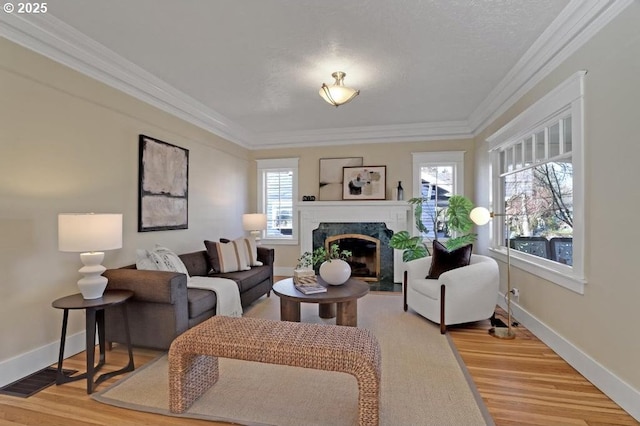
left=187, top=276, right=243, bottom=317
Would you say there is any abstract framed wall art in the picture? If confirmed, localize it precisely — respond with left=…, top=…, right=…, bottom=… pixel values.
left=138, top=134, right=189, bottom=231
left=342, top=166, right=387, bottom=200
left=319, top=157, right=363, bottom=200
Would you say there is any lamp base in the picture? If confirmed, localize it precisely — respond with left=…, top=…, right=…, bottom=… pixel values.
left=249, top=230, right=262, bottom=245
left=78, top=251, right=108, bottom=299
left=490, top=326, right=516, bottom=340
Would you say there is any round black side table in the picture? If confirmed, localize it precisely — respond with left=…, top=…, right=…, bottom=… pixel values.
left=52, top=290, right=135, bottom=394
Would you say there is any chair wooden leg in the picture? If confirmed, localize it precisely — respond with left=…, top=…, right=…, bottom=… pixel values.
left=440, top=284, right=446, bottom=334
left=403, top=271, right=408, bottom=311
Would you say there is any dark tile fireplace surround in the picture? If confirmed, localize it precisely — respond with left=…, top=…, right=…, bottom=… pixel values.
left=313, top=222, right=395, bottom=291
left=299, top=201, right=410, bottom=292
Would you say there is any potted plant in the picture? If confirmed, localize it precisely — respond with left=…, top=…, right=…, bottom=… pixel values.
left=389, top=194, right=477, bottom=261
left=296, top=244, right=353, bottom=285
left=442, top=195, right=477, bottom=250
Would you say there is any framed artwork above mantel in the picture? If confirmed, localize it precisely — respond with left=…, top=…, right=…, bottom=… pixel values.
left=342, top=166, right=387, bottom=200
left=319, top=157, right=363, bottom=201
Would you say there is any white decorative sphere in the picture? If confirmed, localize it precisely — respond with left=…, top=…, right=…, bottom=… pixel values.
left=319, top=259, right=351, bottom=285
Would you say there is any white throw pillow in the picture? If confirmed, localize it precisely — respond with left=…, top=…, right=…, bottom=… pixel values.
left=240, top=237, right=263, bottom=267
left=204, top=240, right=251, bottom=273
left=149, top=245, right=190, bottom=279
left=136, top=249, right=158, bottom=271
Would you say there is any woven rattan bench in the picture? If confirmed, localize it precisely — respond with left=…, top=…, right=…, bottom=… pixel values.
left=168, top=315, right=382, bottom=425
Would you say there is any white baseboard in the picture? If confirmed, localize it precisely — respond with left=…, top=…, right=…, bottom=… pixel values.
left=0, top=331, right=86, bottom=388
left=497, top=294, right=640, bottom=421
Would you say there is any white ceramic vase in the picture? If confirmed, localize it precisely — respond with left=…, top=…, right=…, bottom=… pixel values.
left=319, top=259, right=351, bottom=285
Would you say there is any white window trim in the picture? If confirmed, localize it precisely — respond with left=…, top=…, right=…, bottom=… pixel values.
left=411, top=151, right=465, bottom=241
left=486, top=71, right=586, bottom=294
left=256, top=158, right=299, bottom=245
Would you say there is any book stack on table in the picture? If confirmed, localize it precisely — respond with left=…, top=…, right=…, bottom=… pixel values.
left=293, top=269, right=327, bottom=294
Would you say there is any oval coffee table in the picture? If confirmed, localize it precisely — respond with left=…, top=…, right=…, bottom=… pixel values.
left=272, top=277, right=369, bottom=326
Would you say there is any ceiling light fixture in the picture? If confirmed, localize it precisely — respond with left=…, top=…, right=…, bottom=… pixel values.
left=319, top=71, right=360, bottom=107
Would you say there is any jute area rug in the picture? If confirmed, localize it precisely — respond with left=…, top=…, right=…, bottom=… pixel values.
left=92, top=292, right=493, bottom=425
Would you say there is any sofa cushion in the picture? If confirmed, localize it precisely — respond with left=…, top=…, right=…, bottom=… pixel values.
left=204, top=240, right=251, bottom=273
left=212, top=264, right=271, bottom=293
left=427, top=241, right=472, bottom=279
left=187, top=288, right=217, bottom=319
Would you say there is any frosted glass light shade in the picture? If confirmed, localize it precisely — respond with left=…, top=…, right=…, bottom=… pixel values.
left=470, top=207, right=492, bottom=226
left=319, top=71, right=360, bottom=107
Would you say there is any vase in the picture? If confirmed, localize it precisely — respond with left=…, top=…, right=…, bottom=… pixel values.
left=319, top=259, right=351, bottom=285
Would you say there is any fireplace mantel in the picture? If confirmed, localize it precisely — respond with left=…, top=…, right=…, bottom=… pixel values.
left=298, top=201, right=411, bottom=282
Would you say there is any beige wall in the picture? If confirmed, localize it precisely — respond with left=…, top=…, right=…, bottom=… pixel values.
left=0, top=38, right=251, bottom=380
left=251, top=140, right=475, bottom=268
left=3, top=2, right=638, bottom=409
left=474, top=3, right=640, bottom=392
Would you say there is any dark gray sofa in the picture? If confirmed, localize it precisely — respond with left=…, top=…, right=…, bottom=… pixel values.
left=102, top=246, right=274, bottom=350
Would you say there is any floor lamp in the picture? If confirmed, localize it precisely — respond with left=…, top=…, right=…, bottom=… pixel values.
left=470, top=207, right=516, bottom=340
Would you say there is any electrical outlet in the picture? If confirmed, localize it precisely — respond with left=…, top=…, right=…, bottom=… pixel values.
left=510, top=288, right=520, bottom=299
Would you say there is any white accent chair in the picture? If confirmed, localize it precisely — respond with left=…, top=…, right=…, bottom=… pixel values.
left=403, top=254, right=499, bottom=334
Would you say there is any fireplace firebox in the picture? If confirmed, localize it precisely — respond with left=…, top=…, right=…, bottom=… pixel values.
left=326, top=234, right=380, bottom=282
left=313, top=222, right=393, bottom=286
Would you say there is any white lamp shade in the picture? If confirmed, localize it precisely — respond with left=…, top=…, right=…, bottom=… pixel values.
left=470, top=207, right=492, bottom=226
left=242, top=213, right=267, bottom=231
left=58, top=213, right=123, bottom=252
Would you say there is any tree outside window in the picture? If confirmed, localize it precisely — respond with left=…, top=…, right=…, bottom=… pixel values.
left=499, top=116, right=574, bottom=265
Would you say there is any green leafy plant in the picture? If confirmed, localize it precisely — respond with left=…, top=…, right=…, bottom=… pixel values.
left=389, top=194, right=478, bottom=261
left=443, top=195, right=477, bottom=251
left=389, top=197, right=433, bottom=262
left=296, top=243, right=352, bottom=269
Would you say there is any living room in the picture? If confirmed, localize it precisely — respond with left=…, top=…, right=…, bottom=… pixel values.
left=1, top=1, right=639, bottom=424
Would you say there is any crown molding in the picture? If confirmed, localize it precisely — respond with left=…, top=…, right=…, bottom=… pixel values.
left=0, top=1, right=633, bottom=148
left=0, top=12, right=255, bottom=147
left=468, top=0, right=634, bottom=135
left=256, top=121, right=473, bottom=149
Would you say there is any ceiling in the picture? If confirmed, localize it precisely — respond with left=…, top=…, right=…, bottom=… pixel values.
left=3, top=0, right=616, bottom=149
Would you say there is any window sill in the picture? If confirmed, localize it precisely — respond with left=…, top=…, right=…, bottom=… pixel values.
left=488, top=247, right=586, bottom=295
left=261, top=238, right=299, bottom=246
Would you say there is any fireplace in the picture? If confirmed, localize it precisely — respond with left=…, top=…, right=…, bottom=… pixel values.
left=299, top=201, right=411, bottom=285
left=313, top=224, right=393, bottom=283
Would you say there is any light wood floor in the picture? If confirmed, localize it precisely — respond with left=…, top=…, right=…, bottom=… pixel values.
left=0, top=300, right=637, bottom=425
left=448, top=307, right=638, bottom=426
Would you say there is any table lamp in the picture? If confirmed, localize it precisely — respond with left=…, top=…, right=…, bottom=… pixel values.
left=242, top=213, right=267, bottom=244
left=470, top=207, right=516, bottom=340
left=58, top=213, right=123, bottom=299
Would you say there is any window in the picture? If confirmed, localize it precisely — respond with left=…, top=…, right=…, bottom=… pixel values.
left=256, top=158, right=298, bottom=244
left=487, top=71, right=585, bottom=293
left=412, top=151, right=465, bottom=240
